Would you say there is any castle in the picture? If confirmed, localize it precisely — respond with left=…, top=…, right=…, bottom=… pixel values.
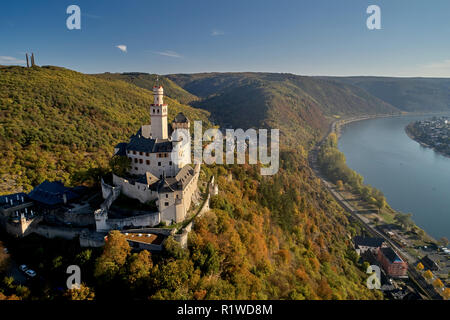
left=95, top=84, right=200, bottom=231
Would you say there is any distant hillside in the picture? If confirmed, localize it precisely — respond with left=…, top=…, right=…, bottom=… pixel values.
left=321, top=76, right=450, bottom=112
left=0, top=66, right=210, bottom=193
left=167, top=72, right=399, bottom=147
left=94, top=72, right=199, bottom=105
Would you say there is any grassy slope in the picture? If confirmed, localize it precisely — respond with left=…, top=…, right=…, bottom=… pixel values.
left=93, top=72, right=199, bottom=105
left=0, top=66, right=210, bottom=193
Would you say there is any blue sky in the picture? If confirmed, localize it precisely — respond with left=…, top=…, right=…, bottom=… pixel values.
left=1, top=0, right=449, bottom=76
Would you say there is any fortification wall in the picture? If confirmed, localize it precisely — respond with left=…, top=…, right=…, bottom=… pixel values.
left=33, top=225, right=86, bottom=240
left=106, top=212, right=160, bottom=230
left=112, top=174, right=157, bottom=204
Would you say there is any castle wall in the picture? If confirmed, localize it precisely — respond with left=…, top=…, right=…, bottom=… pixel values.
left=105, top=212, right=160, bottom=230
left=127, top=151, right=176, bottom=178
left=112, top=174, right=157, bottom=204
left=33, top=224, right=85, bottom=240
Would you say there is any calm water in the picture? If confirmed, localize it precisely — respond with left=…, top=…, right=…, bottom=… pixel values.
left=338, top=115, right=450, bottom=240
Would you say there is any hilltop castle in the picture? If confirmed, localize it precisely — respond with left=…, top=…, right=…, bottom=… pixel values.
left=95, top=85, right=200, bottom=231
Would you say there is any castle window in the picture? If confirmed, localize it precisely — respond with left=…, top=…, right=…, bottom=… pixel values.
left=133, top=151, right=136, bottom=155
left=134, top=158, right=138, bottom=163
left=146, top=160, right=150, bottom=165
left=146, top=152, right=149, bottom=157
left=165, top=194, right=168, bottom=198
left=164, top=202, right=169, bottom=206
left=139, top=152, right=143, bottom=156
left=139, top=159, right=143, bottom=164
left=158, top=162, right=161, bottom=166
left=157, top=109, right=160, bottom=113
left=169, top=161, right=172, bottom=166
left=135, top=167, right=138, bottom=170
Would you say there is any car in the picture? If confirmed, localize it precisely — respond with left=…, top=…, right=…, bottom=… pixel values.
left=19, top=264, right=28, bottom=272
left=25, top=269, right=36, bottom=278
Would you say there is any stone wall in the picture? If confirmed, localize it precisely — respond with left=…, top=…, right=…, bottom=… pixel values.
left=34, top=224, right=86, bottom=240
left=106, top=212, right=160, bottom=230
left=112, top=174, right=157, bottom=204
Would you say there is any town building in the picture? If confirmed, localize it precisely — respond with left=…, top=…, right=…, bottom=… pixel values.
left=353, top=236, right=387, bottom=255
left=377, top=247, right=408, bottom=278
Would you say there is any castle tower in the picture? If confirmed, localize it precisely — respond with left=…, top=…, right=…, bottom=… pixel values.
left=150, top=85, right=168, bottom=139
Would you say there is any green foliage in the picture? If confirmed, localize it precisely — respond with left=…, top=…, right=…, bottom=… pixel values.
left=317, top=135, right=387, bottom=210
left=94, top=72, right=199, bottom=105
left=109, top=155, right=131, bottom=177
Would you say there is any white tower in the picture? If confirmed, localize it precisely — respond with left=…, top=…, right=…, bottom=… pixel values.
left=150, top=85, right=168, bottom=139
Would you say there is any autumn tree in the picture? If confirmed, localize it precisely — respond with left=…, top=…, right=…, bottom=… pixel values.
left=94, top=230, right=131, bottom=281
left=63, top=283, right=95, bottom=300
left=416, top=262, right=424, bottom=271
left=336, top=180, right=344, bottom=190
left=127, top=250, right=152, bottom=286
left=433, top=278, right=444, bottom=290
left=443, top=287, right=450, bottom=300
left=423, top=270, right=434, bottom=281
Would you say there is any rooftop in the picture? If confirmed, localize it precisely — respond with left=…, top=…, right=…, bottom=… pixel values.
left=28, top=180, right=81, bottom=206
left=380, top=247, right=404, bottom=264
left=354, top=236, right=385, bottom=248
left=126, top=134, right=173, bottom=153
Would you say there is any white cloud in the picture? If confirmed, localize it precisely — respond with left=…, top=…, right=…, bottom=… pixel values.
left=0, top=56, right=26, bottom=64
left=423, top=59, right=450, bottom=70
left=211, top=29, right=225, bottom=36
left=416, top=59, right=450, bottom=77
left=115, top=45, right=127, bottom=53
left=152, top=50, right=182, bottom=58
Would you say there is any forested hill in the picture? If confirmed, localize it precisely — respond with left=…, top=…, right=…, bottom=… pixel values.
left=320, top=76, right=450, bottom=112
left=93, top=72, right=198, bottom=105
left=0, top=65, right=210, bottom=193
left=166, top=72, right=400, bottom=147
left=0, top=65, right=383, bottom=300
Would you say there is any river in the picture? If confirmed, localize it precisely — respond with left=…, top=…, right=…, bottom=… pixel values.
left=338, top=114, right=450, bottom=240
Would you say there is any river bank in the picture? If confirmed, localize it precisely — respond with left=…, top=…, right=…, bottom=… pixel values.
left=405, top=122, right=450, bottom=160
left=330, top=114, right=441, bottom=244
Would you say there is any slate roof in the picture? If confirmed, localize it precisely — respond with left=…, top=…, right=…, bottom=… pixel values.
left=114, top=142, right=127, bottom=156
left=173, top=112, right=189, bottom=123
left=354, top=236, right=386, bottom=249
left=0, top=193, right=29, bottom=207
left=126, top=135, right=173, bottom=153
left=157, top=165, right=195, bottom=193
left=380, top=247, right=404, bottom=264
left=28, top=180, right=80, bottom=206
